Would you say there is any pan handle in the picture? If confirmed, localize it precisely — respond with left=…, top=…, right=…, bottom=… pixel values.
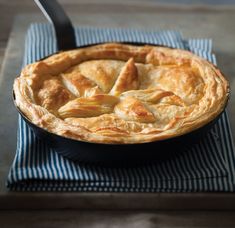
left=34, top=0, right=77, bottom=51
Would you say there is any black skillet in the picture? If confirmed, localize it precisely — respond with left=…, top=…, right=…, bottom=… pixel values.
left=13, top=0, right=227, bottom=165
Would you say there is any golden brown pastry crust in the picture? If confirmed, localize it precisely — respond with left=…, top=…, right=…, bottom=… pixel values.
left=14, top=43, right=229, bottom=144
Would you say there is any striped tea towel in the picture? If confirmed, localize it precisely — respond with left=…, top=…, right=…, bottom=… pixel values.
left=7, top=23, right=235, bottom=192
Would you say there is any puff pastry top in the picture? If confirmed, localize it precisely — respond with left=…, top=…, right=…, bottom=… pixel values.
left=14, top=43, right=229, bottom=144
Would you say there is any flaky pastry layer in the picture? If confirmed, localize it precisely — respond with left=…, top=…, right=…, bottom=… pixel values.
left=14, top=43, right=229, bottom=144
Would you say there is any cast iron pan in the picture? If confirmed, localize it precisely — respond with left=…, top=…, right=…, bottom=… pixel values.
left=13, top=0, right=228, bottom=165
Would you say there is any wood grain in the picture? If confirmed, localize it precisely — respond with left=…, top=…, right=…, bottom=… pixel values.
left=1, top=210, right=235, bottom=228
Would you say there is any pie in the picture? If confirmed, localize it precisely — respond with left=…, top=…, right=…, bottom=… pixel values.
left=13, top=43, right=229, bottom=144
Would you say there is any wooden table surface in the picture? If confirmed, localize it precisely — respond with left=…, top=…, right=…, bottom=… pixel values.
left=1, top=1, right=235, bottom=227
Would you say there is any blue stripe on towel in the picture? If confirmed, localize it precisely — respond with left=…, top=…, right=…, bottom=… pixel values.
left=7, top=23, right=235, bottom=192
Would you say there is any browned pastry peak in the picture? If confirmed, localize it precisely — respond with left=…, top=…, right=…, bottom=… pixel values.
left=110, top=58, right=139, bottom=96
left=37, top=77, right=74, bottom=115
left=58, top=94, right=119, bottom=118
left=61, top=70, right=98, bottom=97
left=114, top=97, right=156, bottom=123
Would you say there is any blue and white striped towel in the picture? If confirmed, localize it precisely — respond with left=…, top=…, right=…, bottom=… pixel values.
left=7, top=23, right=235, bottom=192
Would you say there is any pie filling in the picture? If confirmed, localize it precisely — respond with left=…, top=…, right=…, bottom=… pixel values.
left=14, top=43, right=229, bottom=144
